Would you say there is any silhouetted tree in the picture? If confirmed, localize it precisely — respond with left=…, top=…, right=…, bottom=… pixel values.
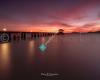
left=57, top=29, right=64, bottom=35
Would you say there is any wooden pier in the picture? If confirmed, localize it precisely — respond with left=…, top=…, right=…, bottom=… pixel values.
left=0, top=32, right=55, bottom=43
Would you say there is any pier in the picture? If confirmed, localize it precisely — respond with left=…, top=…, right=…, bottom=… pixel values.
left=0, top=32, right=55, bottom=43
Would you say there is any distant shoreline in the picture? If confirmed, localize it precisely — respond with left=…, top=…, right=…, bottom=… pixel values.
left=0, top=31, right=100, bottom=34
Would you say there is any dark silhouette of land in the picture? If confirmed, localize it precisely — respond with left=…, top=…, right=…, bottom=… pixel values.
left=57, top=29, right=64, bottom=35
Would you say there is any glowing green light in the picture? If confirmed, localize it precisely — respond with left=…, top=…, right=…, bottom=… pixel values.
left=39, top=44, right=47, bottom=52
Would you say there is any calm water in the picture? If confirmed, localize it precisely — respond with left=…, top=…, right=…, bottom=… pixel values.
left=0, top=33, right=100, bottom=80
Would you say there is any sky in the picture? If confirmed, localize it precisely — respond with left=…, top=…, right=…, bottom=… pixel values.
left=0, top=0, right=100, bottom=32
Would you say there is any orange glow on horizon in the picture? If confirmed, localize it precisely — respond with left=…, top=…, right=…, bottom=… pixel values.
left=0, top=24, right=100, bottom=33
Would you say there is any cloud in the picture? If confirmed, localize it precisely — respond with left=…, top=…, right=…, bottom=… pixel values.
left=45, top=21, right=73, bottom=27
left=0, top=0, right=100, bottom=32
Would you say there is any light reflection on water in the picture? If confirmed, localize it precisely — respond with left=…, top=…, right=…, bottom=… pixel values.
left=27, top=40, right=35, bottom=63
left=41, top=37, right=45, bottom=44
left=0, top=34, right=100, bottom=79
left=0, top=43, right=11, bottom=79
left=28, top=40, right=35, bottom=54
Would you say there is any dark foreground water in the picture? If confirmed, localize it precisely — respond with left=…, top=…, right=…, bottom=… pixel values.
left=0, top=33, right=100, bottom=80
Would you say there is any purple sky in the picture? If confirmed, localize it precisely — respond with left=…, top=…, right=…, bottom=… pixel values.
left=0, top=0, right=100, bottom=32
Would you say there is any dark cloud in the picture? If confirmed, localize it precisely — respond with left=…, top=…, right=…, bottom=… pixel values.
left=45, top=21, right=72, bottom=27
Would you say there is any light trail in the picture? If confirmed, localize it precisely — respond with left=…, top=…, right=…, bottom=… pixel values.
left=45, top=31, right=58, bottom=45
left=45, top=35, right=56, bottom=45
left=39, top=32, right=58, bottom=52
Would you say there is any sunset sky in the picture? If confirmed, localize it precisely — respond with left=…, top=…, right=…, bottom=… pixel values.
left=0, top=0, right=100, bottom=32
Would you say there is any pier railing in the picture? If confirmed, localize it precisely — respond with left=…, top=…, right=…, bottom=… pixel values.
left=0, top=32, right=55, bottom=43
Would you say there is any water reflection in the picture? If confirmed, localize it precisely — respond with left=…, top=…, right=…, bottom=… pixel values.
left=0, top=34, right=100, bottom=79
left=27, top=40, right=35, bottom=63
left=0, top=43, right=11, bottom=79
left=41, top=37, right=46, bottom=44
left=28, top=40, right=35, bottom=53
